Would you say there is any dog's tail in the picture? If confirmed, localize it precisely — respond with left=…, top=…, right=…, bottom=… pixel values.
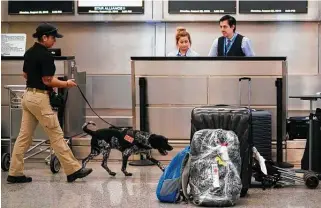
left=82, top=121, right=96, bottom=136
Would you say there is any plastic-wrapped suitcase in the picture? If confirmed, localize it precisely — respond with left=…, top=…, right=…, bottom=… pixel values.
left=188, top=129, right=243, bottom=207
left=190, top=77, right=254, bottom=197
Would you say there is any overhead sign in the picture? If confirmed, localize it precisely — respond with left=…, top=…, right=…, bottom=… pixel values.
left=1, top=33, right=27, bottom=57
left=168, top=0, right=236, bottom=14
left=239, top=1, right=308, bottom=14
left=78, top=0, right=144, bottom=14
left=8, top=1, right=74, bottom=15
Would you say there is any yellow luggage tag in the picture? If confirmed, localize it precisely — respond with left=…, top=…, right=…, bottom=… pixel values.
left=215, top=156, right=226, bottom=166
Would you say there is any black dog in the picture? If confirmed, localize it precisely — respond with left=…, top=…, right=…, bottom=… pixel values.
left=81, top=121, right=173, bottom=176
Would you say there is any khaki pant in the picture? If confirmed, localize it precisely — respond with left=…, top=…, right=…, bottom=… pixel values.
left=9, top=90, right=81, bottom=176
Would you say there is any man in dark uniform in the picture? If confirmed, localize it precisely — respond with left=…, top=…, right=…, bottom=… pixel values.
left=208, top=15, right=255, bottom=57
left=7, top=23, right=92, bottom=183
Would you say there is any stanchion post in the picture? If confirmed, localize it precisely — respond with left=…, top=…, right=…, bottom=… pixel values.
left=276, top=78, right=283, bottom=164
left=129, top=77, right=154, bottom=166
left=275, top=78, right=294, bottom=168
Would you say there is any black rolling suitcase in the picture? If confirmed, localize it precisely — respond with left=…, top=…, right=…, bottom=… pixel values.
left=190, top=77, right=254, bottom=197
left=301, top=110, right=321, bottom=173
left=286, top=117, right=309, bottom=140
left=252, top=111, right=272, bottom=160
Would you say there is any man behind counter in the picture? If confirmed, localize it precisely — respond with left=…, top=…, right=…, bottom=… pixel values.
left=208, top=15, right=255, bottom=57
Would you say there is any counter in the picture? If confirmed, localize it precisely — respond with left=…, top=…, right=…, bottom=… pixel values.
left=131, top=56, right=287, bottom=161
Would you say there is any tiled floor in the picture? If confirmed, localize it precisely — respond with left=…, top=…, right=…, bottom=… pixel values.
left=2, top=161, right=321, bottom=208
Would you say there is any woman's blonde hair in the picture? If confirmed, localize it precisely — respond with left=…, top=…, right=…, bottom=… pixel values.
left=175, top=27, right=191, bottom=45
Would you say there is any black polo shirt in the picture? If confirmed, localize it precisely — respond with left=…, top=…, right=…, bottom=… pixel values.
left=23, top=42, right=56, bottom=91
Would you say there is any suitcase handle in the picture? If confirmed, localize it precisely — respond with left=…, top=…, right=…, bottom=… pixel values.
left=239, top=77, right=251, bottom=109
left=239, top=77, right=251, bottom=82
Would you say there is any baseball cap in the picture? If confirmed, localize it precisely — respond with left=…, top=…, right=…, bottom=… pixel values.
left=32, top=23, right=63, bottom=38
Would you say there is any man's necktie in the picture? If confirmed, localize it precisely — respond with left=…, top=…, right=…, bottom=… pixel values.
left=226, top=39, right=231, bottom=50
left=225, top=39, right=231, bottom=56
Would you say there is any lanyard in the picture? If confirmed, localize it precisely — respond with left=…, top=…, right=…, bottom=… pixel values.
left=177, top=49, right=189, bottom=57
left=223, top=34, right=237, bottom=56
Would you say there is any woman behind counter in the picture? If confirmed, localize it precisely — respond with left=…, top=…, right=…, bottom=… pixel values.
left=167, top=27, right=199, bottom=57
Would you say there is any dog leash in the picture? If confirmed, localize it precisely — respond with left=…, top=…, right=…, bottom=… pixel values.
left=75, top=85, right=120, bottom=129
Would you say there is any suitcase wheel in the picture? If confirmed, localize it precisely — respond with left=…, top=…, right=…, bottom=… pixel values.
left=50, top=155, right=61, bottom=174
left=304, top=172, right=319, bottom=189
left=1, top=153, right=10, bottom=172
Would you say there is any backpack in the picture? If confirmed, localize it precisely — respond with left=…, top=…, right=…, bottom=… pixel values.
left=156, top=146, right=190, bottom=203
left=182, top=129, right=243, bottom=207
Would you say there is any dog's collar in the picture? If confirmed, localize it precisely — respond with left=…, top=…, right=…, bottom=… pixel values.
left=147, top=133, right=155, bottom=141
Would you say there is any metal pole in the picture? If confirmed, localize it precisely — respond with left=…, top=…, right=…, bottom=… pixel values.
left=276, top=78, right=283, bottom=164
left=129, top=77, right=154, bottom=166
left=8, top=89, right=12, bottom=157
left=309, top=100, right=313, bottom=171
left=275, top=78, right=294, bottom=168
left=24, top=146, right=51, bottom=160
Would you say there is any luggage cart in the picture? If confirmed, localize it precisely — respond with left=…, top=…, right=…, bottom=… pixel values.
left=1, top=85, right=67, bottom=174
left=252, top=147, right=320, bottom=189
left=252, top=158, right=320, bottom=189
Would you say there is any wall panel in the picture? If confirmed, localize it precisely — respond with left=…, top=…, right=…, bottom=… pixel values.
left=135, top=106, right=194, bottom=139
left=91, top=75, right=132, bottom=108
left=135, top=77, right=208, bottom=105
left=208, top=77, right=277, bottom=106
left=166, top=22, right=319, bottom=75
left=287, top=75, right=321, bottom=110
left=4, top=23, right=156, bottom=75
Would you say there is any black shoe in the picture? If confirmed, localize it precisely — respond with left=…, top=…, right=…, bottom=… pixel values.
left=7, top=175, right=32, bottom=183
left=67, top=168, right=93, bottom=182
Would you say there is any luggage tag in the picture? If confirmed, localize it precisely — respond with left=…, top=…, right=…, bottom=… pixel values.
left=215, top=156, right=226, bottom=166
left=220, top=143, right=230, bottom=161
left=211, top=163, right=220, bottom=188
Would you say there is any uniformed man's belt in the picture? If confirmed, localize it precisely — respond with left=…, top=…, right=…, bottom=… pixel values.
left=26, top=88, right=49, bottom=94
